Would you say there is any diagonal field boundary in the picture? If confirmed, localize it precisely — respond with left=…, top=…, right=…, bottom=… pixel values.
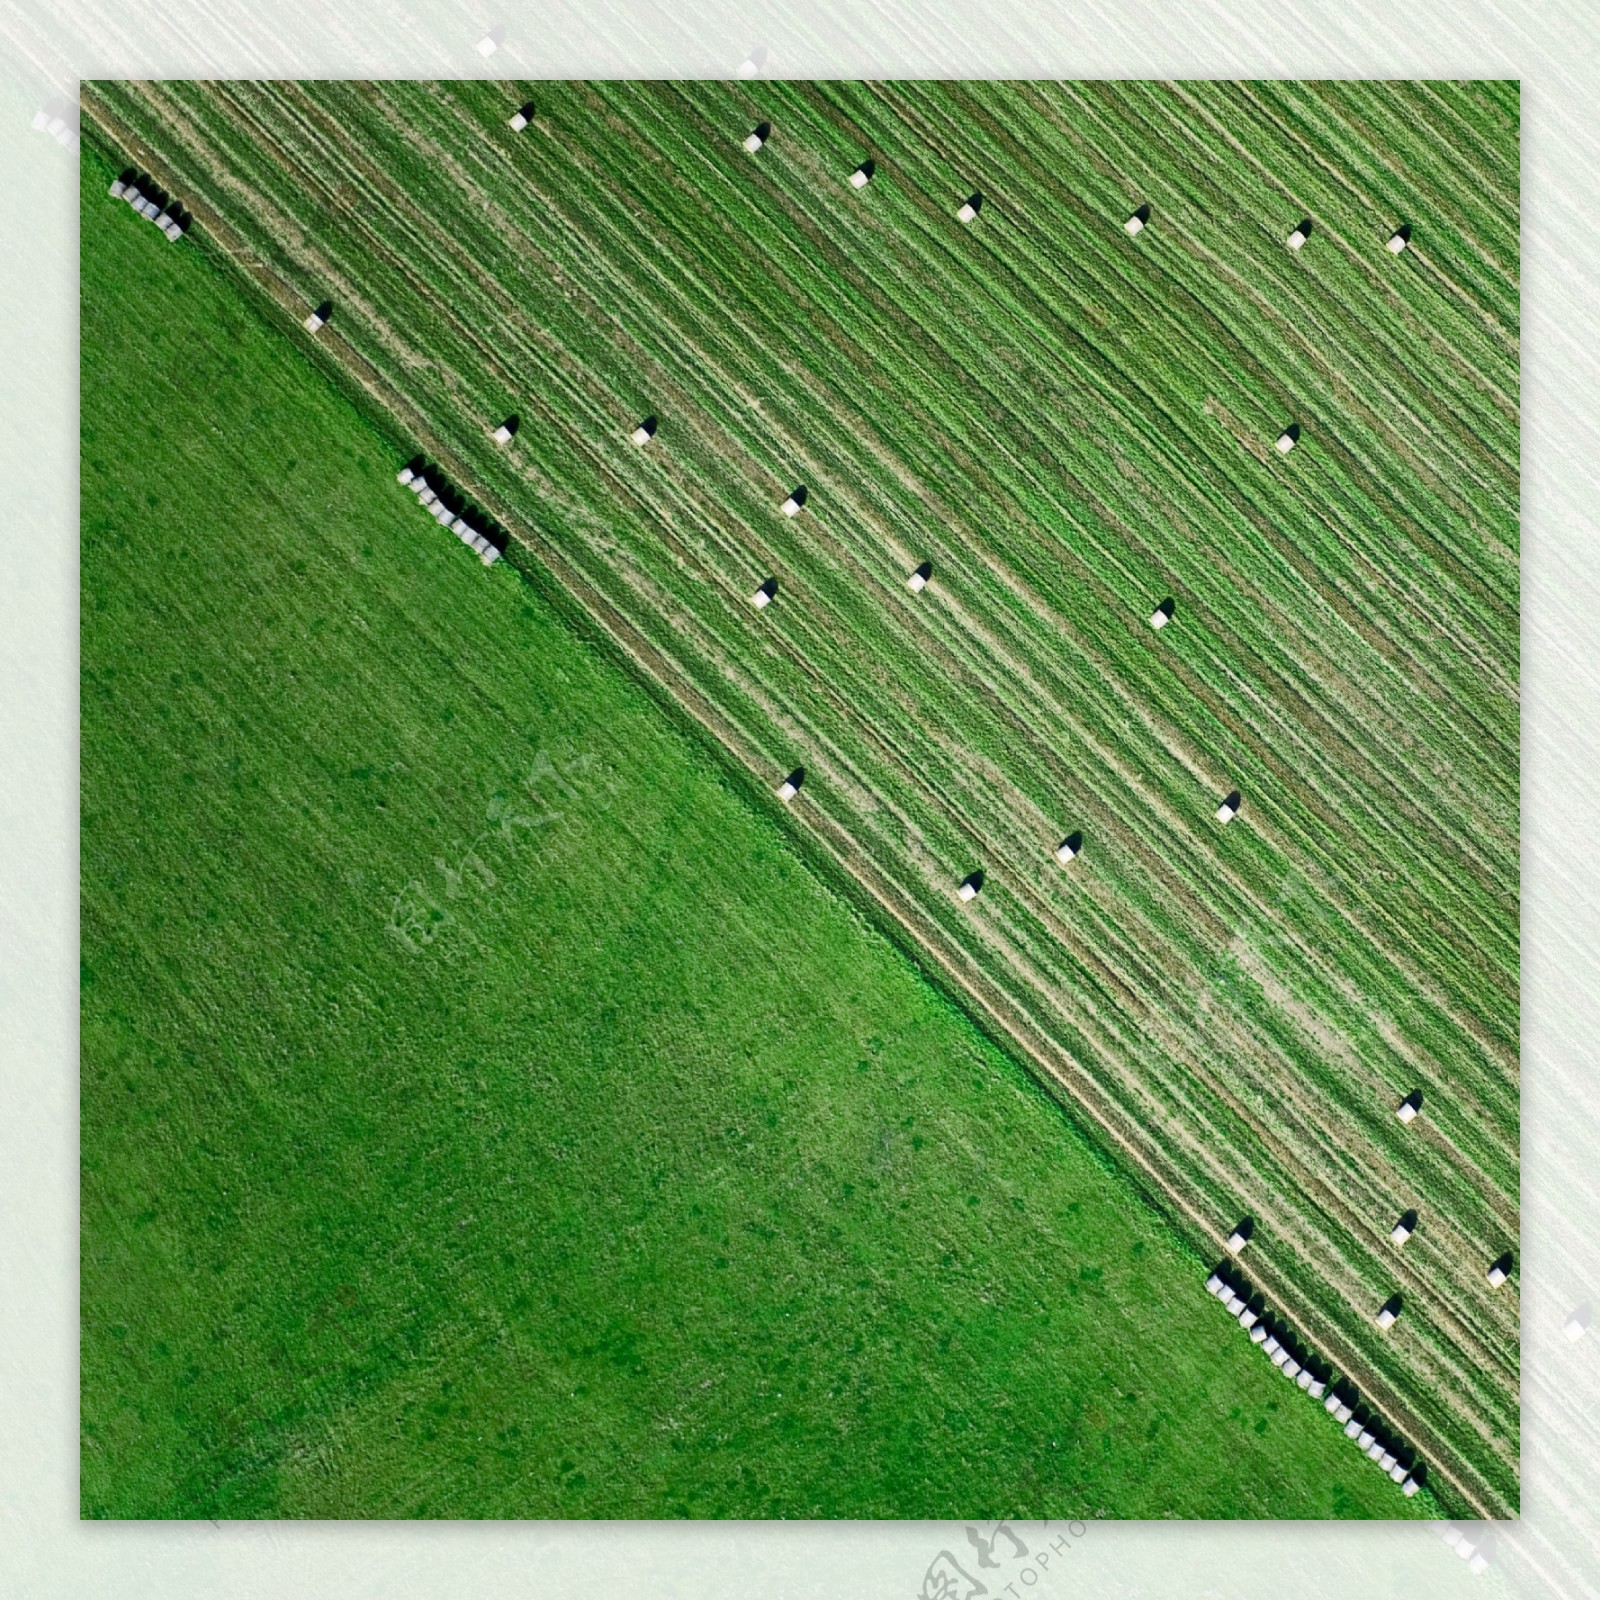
left=78, top=77, right=1519, bottom=1516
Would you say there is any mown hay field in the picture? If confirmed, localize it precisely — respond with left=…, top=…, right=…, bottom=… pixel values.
left=77, top=149, right=1434, bottom=1521
left=81, top=77, right=1519, bottom=1514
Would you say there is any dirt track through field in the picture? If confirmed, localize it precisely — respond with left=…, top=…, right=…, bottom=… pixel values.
left=82, top=77, right=1519, bottom=1516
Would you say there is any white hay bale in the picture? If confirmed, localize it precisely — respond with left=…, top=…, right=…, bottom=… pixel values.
left=744, top=130, right=765, bottom=154
left=1287, top=228, right=1307, bottom=251
left=1205, top=1273, right=1223, bottom=1295
left=1270, top=1347, right=1289, bottom=1368
left=303, top=311, right=326, bottom=333
left=1387, top=229, right=1409, bottom=254
left=777, top=779, right=797, bottom=802
left=906, top=568, right=927, bottom=592
left=31, top=108, right=51, bottom=131
left=958, top=882, right=977, bottom=903
left=1565, top=1306, right=1590, bottom=1341
left=1356, top=1428, right=1375, bottom=1449
left=1215, top=798, right=1237, bottom=824
left=1149, top=607, right=1169, bottom=630
left=1227, top=1230, right=1247, bottom=1254
left=850, top=165, right=871, bottom=188
left=164, top=219, right=184, bottom=241
left=123, top=182, right=143, bottom=207
left=1296, top=1369, right=1314, bottom=1390
left=751, top=579, right=775, bottom=609
left=1343, top=1419, right=1361, bottom=1439
left=1487, top=1262, right=1508, bottom=1289
left=418, top=487, right=437, bottom=507
left=108, top=175, right=127, bottom=198
left=492, top=423, right=513, bottom=444
left=957, top=199, right=978, bottom=223
left=1225, top=1293, right=1245, bottom=1315
left=1281, top=1358, right=1301, bottom=1380
left=1238, top=1308, right=1258, bottom=1330
left=1389, top=1462, right=1408, bottom=1484
left=1307, top=1378, right=1325, bottom=1399
left=629, top=424, right=652, bottom=447
left=1249, top=1324, right=1267, bottom=1344
left=46, top=115, right=66, bottom=138
left=1402, top=1476, right=1419, bottom=1497
left=1335, top=1404, right=1353, bottom=1424
left=396, top=465, right=415, bottom=485
left=451, top=517, right=469, bottom=535
left=1391, top=1220, right=1413, bottom=1246
left=1396, top=1098, right=1418, bottom=1124
left=434, top=503, right=455, bottom=524
left=781, top=495, right=802, bottom=517
left=1124, top=211, right=1145, bottom=236
left=1367, top=1441, right=1386, bottom=1462
left=1275, top=430, right=1297, bottom=454
left=476, top=28, right=502, bottom=57
left=1324, top=1393, right=1341, bottom=1415
left=1263, top=1335, right=1280, bottom=1357
left=140, top=199, right=161, bottom=221
left=509, top=111, right=529, bottom=132
left=1056, top=839, right=1078, bottom=865
left=736, top=46, right=766, bottom=78
left=1379, top=1451, right=1397, bottom=1472
left=1376, top=1306, right=1397, bottom=1331
left=481, top=545, right=501, bottom=566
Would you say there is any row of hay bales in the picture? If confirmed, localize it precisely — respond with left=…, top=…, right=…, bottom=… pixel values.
left=1127, top=200, right=1412, bottom=256
left=1205, top=1260, right=1426, bottom=1497
left=728, top=119, right=1415, bottom=257
left=107, top=168, right=188, bottom=241
left=396, top=458, right=504, bottom=566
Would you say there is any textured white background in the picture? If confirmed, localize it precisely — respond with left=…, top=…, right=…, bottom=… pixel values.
left=0, top=1, right=1589, bottom=1595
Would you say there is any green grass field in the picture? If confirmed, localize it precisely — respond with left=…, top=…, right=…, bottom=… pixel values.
left=80, top=148, right=1434, bottom=1520
left=82, top=76, right=1517, bottom=1516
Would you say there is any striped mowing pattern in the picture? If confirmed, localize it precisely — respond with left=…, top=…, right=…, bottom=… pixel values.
left=81, top=78, right=1519, bottom=1516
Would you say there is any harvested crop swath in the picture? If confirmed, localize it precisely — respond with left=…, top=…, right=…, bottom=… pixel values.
left=81, top=77, right=1519, bottom=1515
